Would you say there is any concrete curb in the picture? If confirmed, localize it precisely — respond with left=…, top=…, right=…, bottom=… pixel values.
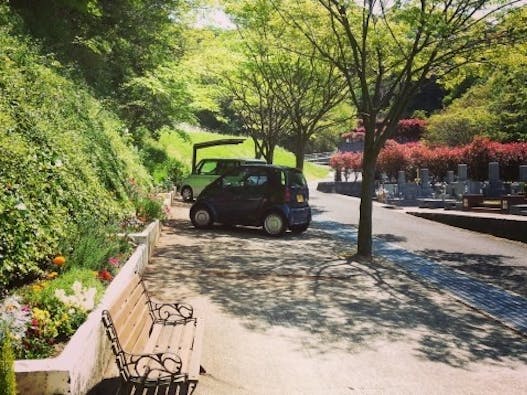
left=408, top=211, right=527, bottom=243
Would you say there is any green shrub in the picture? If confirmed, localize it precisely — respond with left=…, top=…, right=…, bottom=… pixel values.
left=0, top=330, right=17, bottom=395
left=136, top=197, right=165, bottom=222
left=140, top=139, right=189, bottom=188
left=57, top=221, right=131, bottom=272
left=425, top=84, right=505, bottom=146
left=0, top=8, right=151, bottom=288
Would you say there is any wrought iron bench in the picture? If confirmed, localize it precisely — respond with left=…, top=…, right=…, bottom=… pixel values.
left=101, top=274, right=205, bottom=394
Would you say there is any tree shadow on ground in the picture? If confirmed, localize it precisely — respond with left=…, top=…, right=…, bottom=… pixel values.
left=417, top=249, right=527, bottom=297
left=374, top=233, right=408, bottom=243
left=146, top=214, right=527, bottom=370
left=88, top=378, right=194, bottom=395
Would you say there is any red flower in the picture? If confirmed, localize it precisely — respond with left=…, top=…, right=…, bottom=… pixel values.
left=98, top=269, right=113, bottom=282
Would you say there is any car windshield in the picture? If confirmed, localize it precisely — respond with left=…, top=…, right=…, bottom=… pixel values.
left=287, top=170, right=307, bottom=187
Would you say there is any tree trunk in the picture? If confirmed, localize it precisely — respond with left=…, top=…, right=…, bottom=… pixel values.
left=357, top=150, right=376, bottom=258
left=252, top=137, right=263, bottom=159
left=295, top=141, right=305, bottom=170
left=265, top=145, right=275, bottom=164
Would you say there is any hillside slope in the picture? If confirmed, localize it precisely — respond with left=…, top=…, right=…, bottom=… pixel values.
left=158, top=126, right=329, bottom=180
left=0, top=6, right=150, bottom=288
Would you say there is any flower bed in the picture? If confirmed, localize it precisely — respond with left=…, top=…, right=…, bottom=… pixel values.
left=13, top=244, right=150, bottom=394
left=0, top=192, right=172, bottom=394
left=11, top=204, right=166, bottom=395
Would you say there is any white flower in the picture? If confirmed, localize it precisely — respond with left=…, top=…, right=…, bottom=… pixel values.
left=0, top=295, right=31, bottom=341
left=14, top=202, right=27, bottom=211
left=54, top=281, right=96, bottom=312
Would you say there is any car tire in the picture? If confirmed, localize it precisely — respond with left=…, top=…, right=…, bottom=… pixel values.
left=263, top=211, right=286, bottom=236
left=290, top=224, right=309, bottom=234
left=181, top=186, right=193, bottom=202
left=190, top=206, right=213, bottom=228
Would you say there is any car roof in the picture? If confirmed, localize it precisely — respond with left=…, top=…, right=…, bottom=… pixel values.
left=197, top=158, right=266, bottom=162
left=241, top=163, right=302, bottom=172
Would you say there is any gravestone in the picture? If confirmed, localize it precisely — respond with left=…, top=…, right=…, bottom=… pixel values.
left=520, top=165, right=527, bottom=182
left=419, top=168, right=433, bottom=197
left=458, top=164, right=468, bottom=181
left=447, top=170, right=455, bottom=184
left=468, top=181, right=483, bottom=194
left=486, top=162, right=504, bottom=197
left=397, top=170, right=406, bottom=186
left=489, top=162, right=500, bottom=182
left=446, top=165, right=467, bottom=198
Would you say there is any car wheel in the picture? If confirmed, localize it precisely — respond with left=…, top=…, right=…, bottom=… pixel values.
left=263, top=212, right=286, bottom=236
left=190, top=206, right=213, bottom=228
left=181, top=186, right=193, bottom=202
left=290, top=224, right=309, bottom=234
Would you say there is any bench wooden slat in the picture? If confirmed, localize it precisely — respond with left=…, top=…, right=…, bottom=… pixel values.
left=188, top=318, right=205, bottom=380
left=121, top=301, right=151, bottom=353
left=177, top=321, right=196, bottom=375
left=142, top=324, right=181, bottom=382
left=110, top=280, right=145, bottom=327
left=144, top=324, right=178, bottom=354
left=109, top=276, right=140, bottom=316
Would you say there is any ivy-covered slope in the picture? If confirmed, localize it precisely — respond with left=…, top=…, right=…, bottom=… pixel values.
left=0, top=6, right=151, bottom=290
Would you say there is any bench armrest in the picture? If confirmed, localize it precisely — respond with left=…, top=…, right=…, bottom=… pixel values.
left=124, top=351, right=186, bottom=382
left=149, top=301, right=194, bottom=323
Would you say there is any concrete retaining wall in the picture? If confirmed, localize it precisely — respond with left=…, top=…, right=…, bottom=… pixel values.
left=128, top=220, right=161, bottom=259
left=408, top=212, right=527, bottom=243
left=317, top=181, right=376, bottom=198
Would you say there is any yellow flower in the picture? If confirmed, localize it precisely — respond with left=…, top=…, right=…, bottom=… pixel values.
left=92, top=271, right=99, bottom=278
left=46, top=271, right=59, bottom=280
left=32, top=284, right=43, bottom=292
left=32, top=307, right=51, bottom=322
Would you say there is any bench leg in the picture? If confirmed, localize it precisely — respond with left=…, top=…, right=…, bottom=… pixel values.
left=116, top=380, right=133, bottom=395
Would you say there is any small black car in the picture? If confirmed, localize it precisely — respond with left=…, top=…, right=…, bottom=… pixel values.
left=189, top=164, right=311, bottom=236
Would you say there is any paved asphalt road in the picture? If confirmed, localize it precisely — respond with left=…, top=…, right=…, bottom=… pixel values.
left=92, top=191, right=527, bottom=395
left=310, top=188, right=527, bottom=297
left=148, top=198, right=527, bottom=394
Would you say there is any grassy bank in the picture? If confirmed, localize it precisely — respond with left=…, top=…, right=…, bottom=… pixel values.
left=158, top=126, right=329, bottom=180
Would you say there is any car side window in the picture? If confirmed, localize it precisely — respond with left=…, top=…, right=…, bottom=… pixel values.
left=222, top=168, right=246, bottom=188
left=217, top=161, right=238, bottom=175
left=245, top=174, right=268, bottom=186
left=198, top=160, right=219, bottom=175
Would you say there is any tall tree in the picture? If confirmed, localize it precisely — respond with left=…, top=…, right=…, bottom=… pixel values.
left=10, top=0, right=188, bottom=95
left=271, top=50, right=349, bottom=169
left=277, top=0, right=527, bottom=257
left=225, top=59, right=291, bottom=163
left=226, top=0, right=351, bottom=168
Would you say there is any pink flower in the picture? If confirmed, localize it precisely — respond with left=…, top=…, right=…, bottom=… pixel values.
left=108, top=257, right=120, bottom=267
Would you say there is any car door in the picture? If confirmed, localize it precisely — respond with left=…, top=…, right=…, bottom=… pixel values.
left=185, top=159, right=222, bottom=197
left=207, top=167, right=248, bottom=224
left=230, top=167, right=270, bottom=225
